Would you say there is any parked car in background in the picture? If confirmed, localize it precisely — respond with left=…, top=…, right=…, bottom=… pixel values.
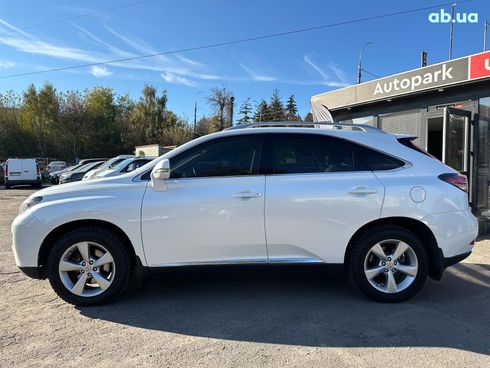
left=93, top=156, right=155, bottom=179
left=49, top=165, right=81, bottom=184
left=59, top=161, right=105, bottom=184
left=78, top=158, right=109, bottom=166
left=46, top=161, right=67, bottom=173
left=4, top=158, right=41, bottom=189
left=0, top=164, right=4, bottom=184
left=82, top=155, right=134, bottom=181
left=10, top=122, right=478, bottom=306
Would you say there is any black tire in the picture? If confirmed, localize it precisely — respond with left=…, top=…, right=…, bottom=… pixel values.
left=5, top=181, right=10, bottom=189
left=347, top=225, right=428, bottom=303
left=47, top=227, right=133, bottom=306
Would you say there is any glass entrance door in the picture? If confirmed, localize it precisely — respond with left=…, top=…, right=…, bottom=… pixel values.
left=443, top=107, right=471, bottom=176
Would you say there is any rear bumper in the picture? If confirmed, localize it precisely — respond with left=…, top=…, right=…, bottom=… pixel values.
left=422, top=209, right=478, bottom=258
left=431, top=249, right=472, bottom=280
left=6, top=179, right=41, bottom=185
left=444, top=250, right=472, bottom=268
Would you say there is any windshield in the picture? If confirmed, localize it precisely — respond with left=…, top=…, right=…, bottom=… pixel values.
left=75, top=161, right=103, bottom=173
left=97, top=157, right=127, bottom=172
left=111, top=158, right=137, bottom=172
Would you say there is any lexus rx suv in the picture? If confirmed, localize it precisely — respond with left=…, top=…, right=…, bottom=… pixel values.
left=11, top=123, right=478, bottom=305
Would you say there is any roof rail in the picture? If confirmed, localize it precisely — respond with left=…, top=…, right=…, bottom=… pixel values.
left=226, top=121, right=383, bottom=133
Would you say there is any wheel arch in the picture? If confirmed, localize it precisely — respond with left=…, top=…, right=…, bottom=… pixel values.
left=38, top=219, right=137, bottom=275
left=344, top=217, right=443, bottom=280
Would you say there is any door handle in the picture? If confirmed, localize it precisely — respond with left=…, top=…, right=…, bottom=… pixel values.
left=348, top=186, right=378, bottom=195
left=233, top=191, right=262, bottom=199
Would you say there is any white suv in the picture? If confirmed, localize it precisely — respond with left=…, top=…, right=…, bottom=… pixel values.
left=11, top=123, right=478, bottom=305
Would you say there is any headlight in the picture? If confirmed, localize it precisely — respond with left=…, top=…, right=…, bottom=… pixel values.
left=19, top=196, right=43, bottom=214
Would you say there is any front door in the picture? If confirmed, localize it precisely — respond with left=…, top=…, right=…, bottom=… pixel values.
left=141, top=133, right=267, bottom=267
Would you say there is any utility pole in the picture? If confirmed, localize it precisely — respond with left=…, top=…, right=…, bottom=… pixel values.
left=228, top=96, right=235, bottom=127
left=193, top=91, right=202, bottom=137
left=449, top=3, right=455, bottom=59
left=484, top=20, right=489, bottom=51
left=357, top=41, right=374, bottom=84
left=421, top=51, right=428, bottom=67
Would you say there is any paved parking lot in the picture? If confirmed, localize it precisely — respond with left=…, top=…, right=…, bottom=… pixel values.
left=0, top=187, right=489, bottom=367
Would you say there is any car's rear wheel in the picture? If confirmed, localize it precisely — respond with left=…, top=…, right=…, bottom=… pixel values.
left=47, top=227, right=132, bottom=306
left=347, top=225, right=428, bottom=302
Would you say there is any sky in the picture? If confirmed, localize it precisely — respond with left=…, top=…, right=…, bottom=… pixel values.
left=0, top=0, right=488, bottom=122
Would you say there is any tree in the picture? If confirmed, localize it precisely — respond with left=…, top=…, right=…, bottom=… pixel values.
left=21, top=83, right=59, bottom=158
left=304, top=112, right=314, bottom=122
left=59, top=91, right=86, bottom=160
left=285, top=95, right=300, bottom=121
left=237, top=98, right=253, bottom=124
left=253, top=100, right=270, bottom=122
left=207, top=87, right=233, bottom=130
left=269, top=89, right=285, bottom=121
left=84, top=86, right=118, bottom=157
left=130, top=85, right=168, bottom=145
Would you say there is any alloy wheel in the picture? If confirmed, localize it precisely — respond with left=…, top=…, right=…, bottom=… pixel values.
left=58, top=241, right=116, bottom=297
left=363, top=239, right=418, bottom=294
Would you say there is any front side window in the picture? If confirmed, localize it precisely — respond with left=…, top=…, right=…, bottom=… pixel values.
left=267, top=134, right=362, bottom=174
left=170, top=134, right=262, bottom=178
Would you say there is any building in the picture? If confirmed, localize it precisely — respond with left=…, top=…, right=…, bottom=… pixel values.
left=311, top=51, right=490, bottom=232
left=134, top=144, right=175, bottom=157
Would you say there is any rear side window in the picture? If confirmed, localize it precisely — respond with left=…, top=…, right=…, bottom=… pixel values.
left=347, top=141, right=405, bottom=171
left=266, top=133, right=366, bottom=174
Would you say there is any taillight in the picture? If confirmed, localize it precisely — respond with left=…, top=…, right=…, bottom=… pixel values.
left=5, top=165, right=8, bottom=176
left=438, top=173, right=468, bottom=192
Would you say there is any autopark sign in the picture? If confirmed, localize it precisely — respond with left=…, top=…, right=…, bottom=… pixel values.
left=311, top=51, right=490, bottom=110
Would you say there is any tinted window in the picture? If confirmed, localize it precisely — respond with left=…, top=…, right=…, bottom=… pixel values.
left=347, top=141, right=405, bottom=171
left=268, top=134, right=363, bottom=174
left=170, top=135, right=262, bottom=178
left=123, top=159, right=150, bottom=173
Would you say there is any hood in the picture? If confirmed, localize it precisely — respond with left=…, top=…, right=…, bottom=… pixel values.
left=31, top=171, right=144, bottom=202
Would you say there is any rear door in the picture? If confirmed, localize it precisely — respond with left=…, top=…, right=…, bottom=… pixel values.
left=7, top=160, right=22, bottom=180
left=263, top=133, right=384, bottom=263
left=22, top=160, right=37, bottom=181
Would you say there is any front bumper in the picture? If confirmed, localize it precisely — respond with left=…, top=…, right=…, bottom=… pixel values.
left=11, top=212, right=47, bottom=269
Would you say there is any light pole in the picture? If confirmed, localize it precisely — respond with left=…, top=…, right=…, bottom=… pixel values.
left=357, top=41, right=374, bottom=84
left=449, top=3, right=456, bottom=59
left=193, top=90, right=202, bottom=137
left=484, top=20, right=489, bottom=51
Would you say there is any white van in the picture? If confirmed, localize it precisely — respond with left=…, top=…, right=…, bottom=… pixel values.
left=5, top=159, right=42, bottom=189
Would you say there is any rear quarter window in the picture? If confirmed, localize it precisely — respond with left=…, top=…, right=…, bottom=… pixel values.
left=346, top=141, right=405, bottom=171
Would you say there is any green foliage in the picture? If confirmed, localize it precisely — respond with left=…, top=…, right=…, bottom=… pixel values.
left=237, top=98, right=253, bottom=124
left=269, top=89, right=285, bottom=121
left=0, top=83, right=192, bottom=162
left=0, top=83, right=310, bottom=163
left=285, top=95, right=300, bottom=121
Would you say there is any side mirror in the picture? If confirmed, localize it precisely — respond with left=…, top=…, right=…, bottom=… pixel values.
left=152, top=159, right=170, bottom=180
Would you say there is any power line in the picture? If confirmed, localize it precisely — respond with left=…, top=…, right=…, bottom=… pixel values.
left=0, top=0, right=155, bottom=34
left=0, top=0, right=473, bottom=80
left=361, top=68, right=381, bottom=79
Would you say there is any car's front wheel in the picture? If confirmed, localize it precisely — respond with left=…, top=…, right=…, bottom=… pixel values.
left=47, top=227, right=132, bottom=306
left=347, top=225, right=428, bottom=302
